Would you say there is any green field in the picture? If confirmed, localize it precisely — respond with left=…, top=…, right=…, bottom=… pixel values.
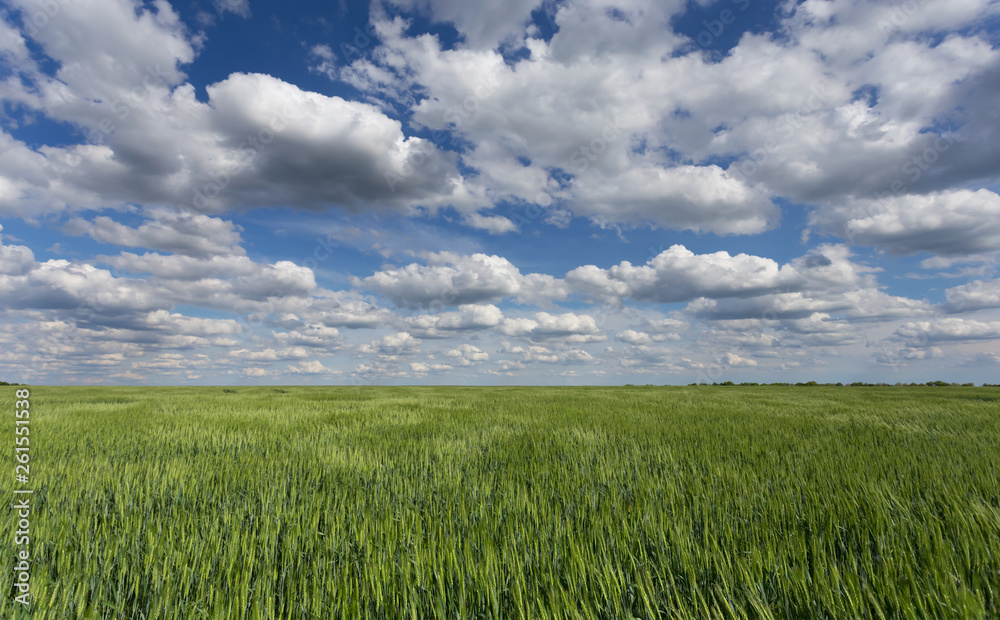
left=3, top=386, right=999, bottom=619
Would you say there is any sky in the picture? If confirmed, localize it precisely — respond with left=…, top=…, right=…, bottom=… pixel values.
left=0, top=0, right=999, bottom=386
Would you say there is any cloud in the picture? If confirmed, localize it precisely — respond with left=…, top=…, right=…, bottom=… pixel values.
left=132, top=353, right=205, bottom=370
left=686, top=288, right=930, bottom=322
left=637, top=317, right=687, bottom=336
left=784, top=0, right=1000, bottom=59
left=0, top=225, right=35, bottom=275
left=570, top=164, right=778, bottom=234
left=180, top=72, right=480, bottom=215
left=358, top=331, right=421, bottom=355
left=288, top=360, right=338, bottom=374
left=272, top=323, right=343, bottom=348
left=214, top=0, right=250, bottom=18
left=498, top=341, right=596, bottom=364
left=5, top=0, right=999, bottom=247
left=385, top=0, right=544, bottom=50
left=944, top=278, right=1000, bottom=313
left=357, top=243, right=892, bottom=323
left=0, top=6, right=481, bottom=219
left=405, top=304, right=504, bottom=338
left=225, top=261, right=317, bottom=300
left=99, top=252, right=261, bottom=280
left=814, top=190, right=1000, bottom=256
left=347, top=6, right=784, bottom=234
left=876, top=345, right=943, bottom=365
left=895, top=318, right=1000, bottom=345
left=63, top=209, right=246, bottom=258
left=356, top=252, right=566, bottom=308
left=499, top=311, right=606, bottom=343
left=960, top=352, right=1000, bottom=367
left=445, top=343, right=489, bottom=366
left=409, top=361, right=453, bottom=372
left=100, top=251, right=317, bottom=310
left=230, top=347, right=310, bottom=362
left=462, top=212, right=517, bottom=234
left=0, top=229, right=348, bottom=370
left=616, top=329, right=676, bottom=345
left=567, top=243, right=921, bottom=323
left=919, top=254, right=998, bottom=270
left=0, top=259, right=165, bottom=316
left=308, top=44, right=337, bottom=80
left=566, top=244, right=803, bottom=304
left=308, top=292, right=397, bottom=329
left=342, top=0, right=1000, bottom=236
left=4, top=0, right=195, bottom=102
left=722, top=352, right=757, bottom=368
left=142, top=310, right=242, bottom=337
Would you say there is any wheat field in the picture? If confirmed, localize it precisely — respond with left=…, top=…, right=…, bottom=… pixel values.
left=3, top=385, right=999, bottom=618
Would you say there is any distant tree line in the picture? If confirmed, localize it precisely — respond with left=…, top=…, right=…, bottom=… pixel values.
left=682, top=381, right=995, bottom=387
left=0, top=381, right=24, bottom=386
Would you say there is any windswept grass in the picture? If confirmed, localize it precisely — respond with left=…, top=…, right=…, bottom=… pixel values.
left=3, top=386, right=999, bottom=618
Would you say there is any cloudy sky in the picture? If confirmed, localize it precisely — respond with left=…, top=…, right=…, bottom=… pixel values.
left=1, top=0, right=999, bottom=385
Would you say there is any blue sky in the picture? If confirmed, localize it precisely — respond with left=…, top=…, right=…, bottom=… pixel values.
left=1, top=0, right=999, bottom=385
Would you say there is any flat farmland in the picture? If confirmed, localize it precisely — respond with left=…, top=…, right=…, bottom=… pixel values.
left=3, top=386, right=999, bottom=619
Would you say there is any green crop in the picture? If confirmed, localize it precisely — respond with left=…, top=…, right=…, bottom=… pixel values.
left=2, top=385, right=998, bottom=618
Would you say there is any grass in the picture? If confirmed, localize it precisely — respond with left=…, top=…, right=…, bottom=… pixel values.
left=3, top=385, right=999, bottom=618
